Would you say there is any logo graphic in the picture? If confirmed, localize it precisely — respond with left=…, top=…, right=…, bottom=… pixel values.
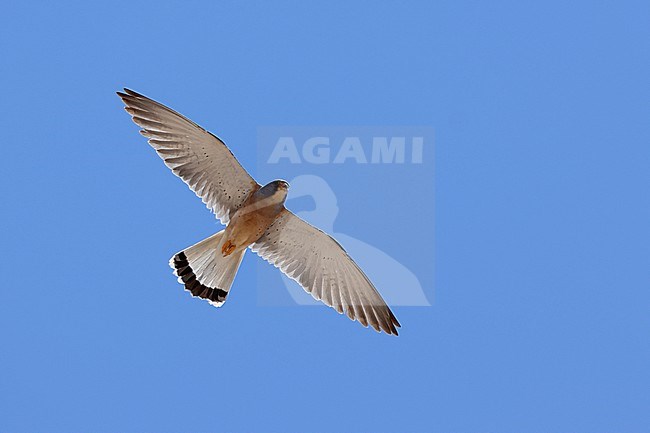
left=257, top=127, right=434, bottom=307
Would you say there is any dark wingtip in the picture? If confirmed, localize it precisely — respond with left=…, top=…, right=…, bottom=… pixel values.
left=116, top=88, right=144, bottom=100
left=123, top=88, right=144, bottom=98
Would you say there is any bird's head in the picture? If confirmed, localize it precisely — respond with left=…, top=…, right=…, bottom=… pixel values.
left=274, top=180, right=290, bottom=191
left=258, top=179, right=290, bottom=203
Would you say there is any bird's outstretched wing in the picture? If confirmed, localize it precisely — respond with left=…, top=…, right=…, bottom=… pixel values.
left=251, top=209, right=401, bottom=335
left=117, top=88, right=259, bottom=225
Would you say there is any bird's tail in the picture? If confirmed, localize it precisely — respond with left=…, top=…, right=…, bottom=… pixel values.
left=170, top=230, right=245, bottom=307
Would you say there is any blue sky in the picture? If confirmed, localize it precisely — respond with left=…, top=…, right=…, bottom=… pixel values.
left=1, top=1, right=649, bottom=432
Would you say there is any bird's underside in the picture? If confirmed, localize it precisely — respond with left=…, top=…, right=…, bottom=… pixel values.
left=117, top=88, right=401, bottom=335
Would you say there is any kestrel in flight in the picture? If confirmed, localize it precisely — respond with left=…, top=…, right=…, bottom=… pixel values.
left=117, top=89, right=400, bottom=335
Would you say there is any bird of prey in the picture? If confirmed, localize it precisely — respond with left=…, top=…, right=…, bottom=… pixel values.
left=117, top=89, right=400, bottom=335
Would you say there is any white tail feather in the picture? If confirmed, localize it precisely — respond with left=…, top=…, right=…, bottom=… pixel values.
left=170, top=230, right=246, bottom=307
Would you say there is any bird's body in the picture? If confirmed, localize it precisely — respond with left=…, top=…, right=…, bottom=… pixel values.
left=118, top=88, right=401, bottom=335
left=222, top=181, right=288, bottom=257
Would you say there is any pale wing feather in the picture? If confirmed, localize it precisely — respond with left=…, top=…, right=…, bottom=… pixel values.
left=251, top=210, right=400, bottom=335
left=118, top=88, right=258, bottom=225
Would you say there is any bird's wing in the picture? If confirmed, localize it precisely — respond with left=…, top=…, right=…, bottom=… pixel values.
left=117, top=88, right=259, bottom=225
left=251, top=209, right=401, bottom=335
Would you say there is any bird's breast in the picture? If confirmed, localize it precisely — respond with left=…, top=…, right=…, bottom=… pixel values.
left=225, top=194, right=285, bottom=247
